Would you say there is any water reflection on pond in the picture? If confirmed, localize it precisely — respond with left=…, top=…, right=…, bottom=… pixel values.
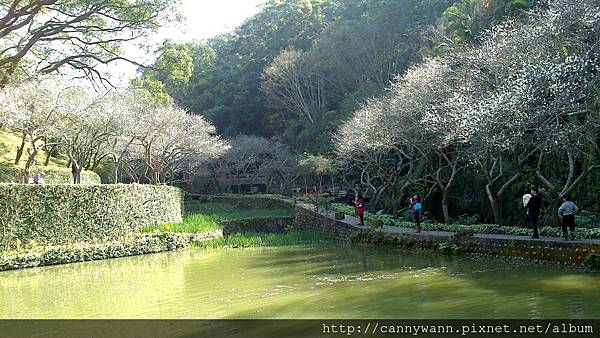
left=1, top=245, right=599, bottom=319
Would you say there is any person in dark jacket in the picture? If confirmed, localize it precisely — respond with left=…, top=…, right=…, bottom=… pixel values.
left=526, top=187, right=543, bottom=239
left=71, top=163, right=78, bottom=184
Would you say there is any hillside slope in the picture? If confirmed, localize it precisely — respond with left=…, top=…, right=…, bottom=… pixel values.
left=0, top=129, right=101, bottom=184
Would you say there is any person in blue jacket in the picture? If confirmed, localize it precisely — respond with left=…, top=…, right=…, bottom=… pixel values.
left=410, top=195, right=422, bottom=233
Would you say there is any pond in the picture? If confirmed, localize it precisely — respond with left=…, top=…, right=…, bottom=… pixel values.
left=1, top=244, right=599, bottom=319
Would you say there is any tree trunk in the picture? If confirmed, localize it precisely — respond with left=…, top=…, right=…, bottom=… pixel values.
left=549, top=197, right=562, bottom=228
left=23, top=149, right=38, bottom=183
left=371, top=185, right=388, bottom=212
left=485, top=184, right=504, bottom=226
left=303, top=176, right=308, bottom=194
left=330, top=175, right=335, bottom=194
left=441, top=190, right=451, bottom=224
left=391, top=191, right=399, bottom=217
left=113, top=160, right=120, bottom=184
left=490, top=195, right=504, bottom=226
left=75, top=165, right=84, bottom=184
left=15, top=131, right=26, bottom=165
left=43, top=147, right=53, bottom=166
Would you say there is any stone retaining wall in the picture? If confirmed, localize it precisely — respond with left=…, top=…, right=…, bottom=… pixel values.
left=459, top=235, right=599, bottom=266
left=293, top=205, right=355, bottom=241
left=222, top=217, right=294, bottom=236
left=186, top=194, right=294, bottom=210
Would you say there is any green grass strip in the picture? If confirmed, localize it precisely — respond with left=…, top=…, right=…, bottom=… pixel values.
left=194, top=230, right=330, bottom=249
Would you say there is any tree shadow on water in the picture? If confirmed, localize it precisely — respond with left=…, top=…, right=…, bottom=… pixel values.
left=198, top=245, right=600, bottom=319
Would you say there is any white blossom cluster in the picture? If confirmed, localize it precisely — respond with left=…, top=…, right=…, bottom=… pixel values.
left=336, top=0, right=600, bottom=163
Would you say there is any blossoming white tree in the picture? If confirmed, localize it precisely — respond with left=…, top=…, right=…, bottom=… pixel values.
left=129, top=104, right=228, bottom=185
left=0, top=77, right=67, bottom=182
left=335, top=0, right=600, bottom=225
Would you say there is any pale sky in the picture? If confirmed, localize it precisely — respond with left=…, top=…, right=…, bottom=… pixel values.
left=110, top=0, right=267, bottom=85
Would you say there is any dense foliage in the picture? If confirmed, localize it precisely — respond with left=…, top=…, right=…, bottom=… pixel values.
left=0, top=184, right=183, bottom=250
left=137, top=0, right=461, bottom=152
left=5, top=0, right=598, bottom=232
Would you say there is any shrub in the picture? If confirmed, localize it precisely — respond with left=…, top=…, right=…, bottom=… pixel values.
left=438, top=240, right=463, bottom=256
left=0, top=184, right=183, bottom=250
left=0, top=232, right=190, bottom=271
left=0, top=164, right=101, bottom=184
left=576, top=210, right=600, bottom=229
left=584, top=253, right=600, bottom=270
left=454, top=214, right=481, bottom=225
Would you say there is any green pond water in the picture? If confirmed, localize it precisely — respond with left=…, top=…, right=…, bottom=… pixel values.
left=1, top=244, right=599, bottom=319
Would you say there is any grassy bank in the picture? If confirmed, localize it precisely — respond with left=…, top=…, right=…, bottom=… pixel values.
left=194, top=230, right=330, bottom=249
left=143, top=202, right=293, bottom=233
left=0, top=129, right=101, bottom=184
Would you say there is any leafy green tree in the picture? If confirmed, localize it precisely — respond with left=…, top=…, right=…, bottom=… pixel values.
left=0, top=0, right=178, bottom=86
left=426, top=0, right=536, bottom=54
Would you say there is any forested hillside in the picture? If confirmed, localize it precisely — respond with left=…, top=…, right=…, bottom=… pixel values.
left=137, top=0, right=535, bottom=153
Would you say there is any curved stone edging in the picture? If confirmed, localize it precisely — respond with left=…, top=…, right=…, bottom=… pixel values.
left=292, top=204, right=600, bottom=267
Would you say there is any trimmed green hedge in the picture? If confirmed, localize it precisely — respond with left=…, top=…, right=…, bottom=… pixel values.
left=332, top=203, right=600, bottom=240
left=0, top=184, right=183, bottom=250
left=186, top=194, right=295, bottom=210
left=0, top=165, right=101, bottom=184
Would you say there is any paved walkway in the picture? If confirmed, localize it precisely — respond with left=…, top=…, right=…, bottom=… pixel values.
left=318, top=209, right=600, bottom=246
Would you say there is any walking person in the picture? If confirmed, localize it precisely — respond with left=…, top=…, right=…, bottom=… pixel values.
left=526, top=187, right=543, bottom=239
left=558, top=195, right=578, bottom=241
left=410, top=195, right=422, bottom=233
left=355, top=194, right=365, bottom=226
left=71, top=163, right=78, bottom=184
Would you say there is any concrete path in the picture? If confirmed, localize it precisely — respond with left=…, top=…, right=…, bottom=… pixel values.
left=319, top=209, right=600, bottom=246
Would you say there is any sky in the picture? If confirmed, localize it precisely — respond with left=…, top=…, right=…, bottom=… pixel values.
left=110, top=0, right=267, bottom=85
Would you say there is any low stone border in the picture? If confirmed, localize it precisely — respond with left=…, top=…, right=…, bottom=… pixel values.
left=293, top=204, right=600, bottom=268
left=0, top=231, right=223, bottom=272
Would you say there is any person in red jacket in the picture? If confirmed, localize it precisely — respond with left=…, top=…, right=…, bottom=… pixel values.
left=355, top=194, right=365, bottom=226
